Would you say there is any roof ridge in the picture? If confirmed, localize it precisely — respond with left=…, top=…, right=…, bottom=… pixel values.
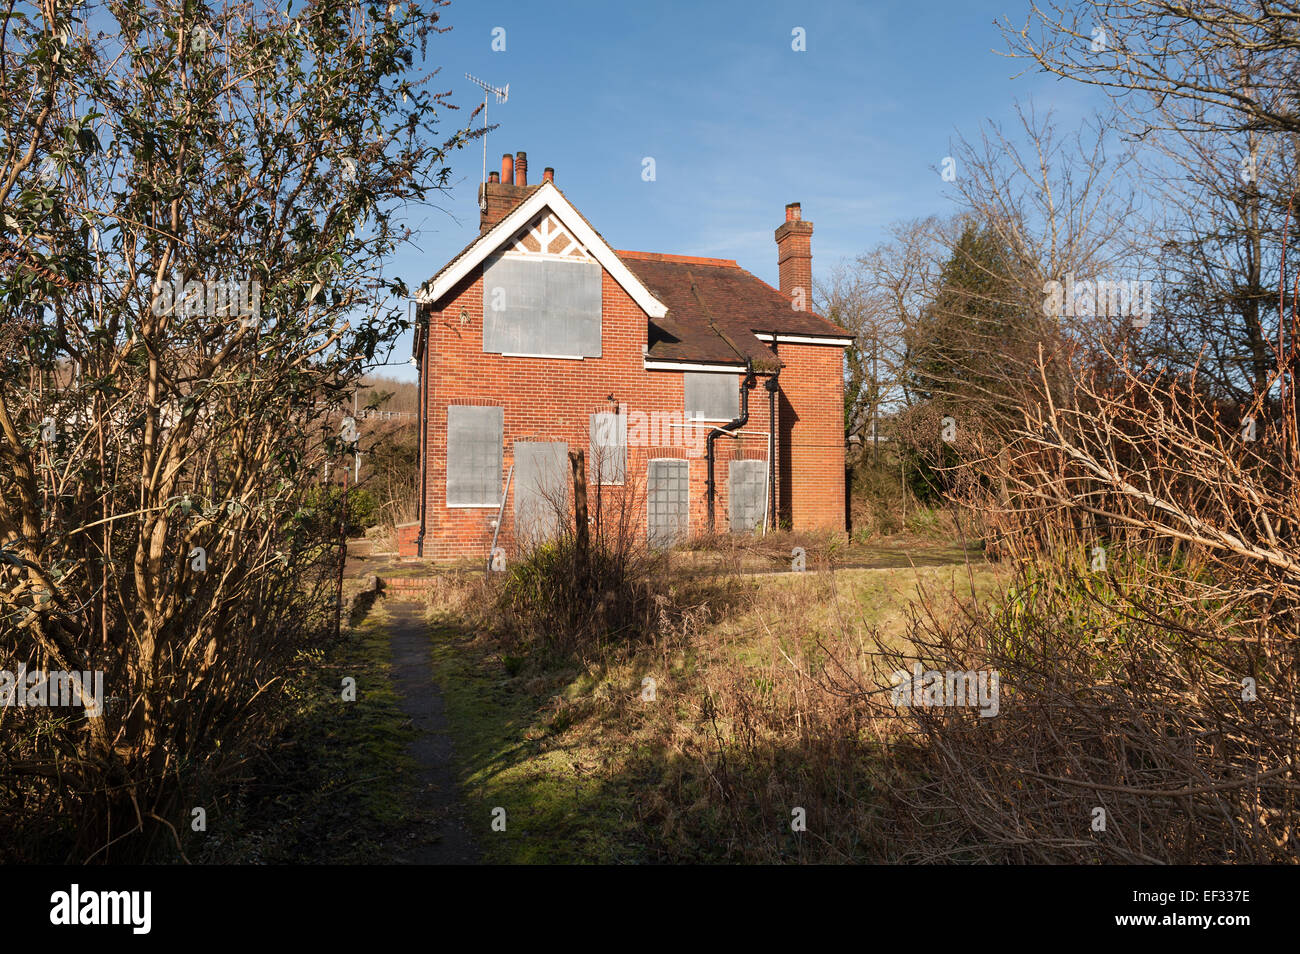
left=617, top=250, right=739, bottom=268
left=417, top=184, right=668, bottom=320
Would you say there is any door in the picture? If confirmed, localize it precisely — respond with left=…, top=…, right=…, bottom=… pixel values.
left=648, top=459, right=689, bottom=548
left=513, top=441, right=569, bottom=549
left=728, top=458, right=768, bottom=533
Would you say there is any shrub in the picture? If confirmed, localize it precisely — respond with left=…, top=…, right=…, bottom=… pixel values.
left=300, top=485, right=380, bottom=538
left=487, top=450, right=723, bottom=656
left=497, top=536, right=662, bottom=653
left=857, top=346, right=1300, bottom=862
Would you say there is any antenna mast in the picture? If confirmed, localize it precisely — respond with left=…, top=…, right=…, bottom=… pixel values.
left=465, top=73, right=509, bottom=184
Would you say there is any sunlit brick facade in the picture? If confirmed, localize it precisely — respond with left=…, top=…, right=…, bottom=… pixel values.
left=401, top=152, right=849, bottom=561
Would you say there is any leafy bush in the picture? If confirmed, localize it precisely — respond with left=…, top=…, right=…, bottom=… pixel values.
left=300, top=486, right=380, bottom=538
left=0, top=0, right=470, bottom=862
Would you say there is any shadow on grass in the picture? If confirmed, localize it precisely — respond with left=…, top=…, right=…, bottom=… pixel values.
left=197, top=603, right=424, bottom=864
left=426, top=608, right=902, bottom=864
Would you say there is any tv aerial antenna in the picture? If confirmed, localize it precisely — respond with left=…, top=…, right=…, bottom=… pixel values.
left=465, top=73, right=509, bottom=184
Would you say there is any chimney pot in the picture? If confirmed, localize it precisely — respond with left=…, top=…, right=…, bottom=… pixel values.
left=515, top=151, right=528, bottom=186
left=501, top=153, right=514, bottom=186
left=488, top=171, right=499, bottom=183
left=785, top=202, right=802, bottom=222
left=543, top=167, right=554, bottom=183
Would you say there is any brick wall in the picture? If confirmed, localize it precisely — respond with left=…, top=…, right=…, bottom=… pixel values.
left=395, top=521, right=419, bottom=558
left=403, top=261, right=844, bottom=560
left=775, top=341, right=846, bottom=533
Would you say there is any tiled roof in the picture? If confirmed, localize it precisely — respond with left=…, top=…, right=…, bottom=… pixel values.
left=616, top=251, right=848, bottom=370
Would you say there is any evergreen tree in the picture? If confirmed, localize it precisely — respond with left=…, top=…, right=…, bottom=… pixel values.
left=906, top=222, right=1035, bottom=413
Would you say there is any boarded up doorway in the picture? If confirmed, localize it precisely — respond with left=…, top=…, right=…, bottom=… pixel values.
left=728, top=458, right=768, bottom=533
left=513, top=441, right=569, bottom=550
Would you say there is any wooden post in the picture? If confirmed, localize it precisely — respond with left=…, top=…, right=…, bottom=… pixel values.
left=569, top=449, right=589, bottom=578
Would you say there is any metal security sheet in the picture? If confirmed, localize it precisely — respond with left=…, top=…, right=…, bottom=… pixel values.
left=446, top=405, right=503, bottom=506
left=482, top=255, right=602, bottom=357
left=589, top=411, right=627, bottom=484
left=683, top=372, right=739, bottom=421
left=728, top=458, right=768, bottom=533
left=513, top=441, right=569, bottom=547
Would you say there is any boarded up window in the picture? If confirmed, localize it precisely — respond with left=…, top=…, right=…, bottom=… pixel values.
left=446, top=406, right=503, bottom=507
left=482, top=255, right=602, bottom=357
left=728, top=459, right=768, bottom=533
left=683, top=372, right=738, bottom=421
left=648, top=459, right=689, bottom=548
left=589, top=411, right=627, bottom=484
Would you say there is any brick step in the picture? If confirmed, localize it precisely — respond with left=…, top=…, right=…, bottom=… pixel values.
left=380, top=576, right=441, bottom=594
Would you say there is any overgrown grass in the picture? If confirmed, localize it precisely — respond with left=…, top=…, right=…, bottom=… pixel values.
left=678, top=527, right=977, bottom=575
left=428, top=613, right=650, bottom=863
left=427, top=561, right=1004, bottom=863
left=197, top=602, right=422, bottom=864
left=495, top=536, right=666, bottom=655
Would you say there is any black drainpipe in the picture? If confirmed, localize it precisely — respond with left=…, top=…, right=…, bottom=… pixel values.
left=707, top=360, right=757, bottom=532
left=766, top=366, right=780, bottom=530
left=415, top=306, right=428, bottom=558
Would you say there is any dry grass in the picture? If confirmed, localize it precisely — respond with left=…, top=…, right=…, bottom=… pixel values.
left=429, top=558, right=1005, bottom=863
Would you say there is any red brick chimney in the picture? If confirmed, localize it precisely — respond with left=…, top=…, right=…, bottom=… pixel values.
left=775, top=202, right=813, bottom=310
left=479, top=150, right=542, bottom=232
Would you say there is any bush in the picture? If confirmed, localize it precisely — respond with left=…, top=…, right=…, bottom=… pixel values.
left=848, top=459, right=906, bottom=536
left=496, top=536, right=662, bottom=653
left=485, top=452, right=730, bottom=656
left=300, top=485, right=380, bottom=538
left=854, top=547, right=1299, bottom=863
left=857, top=348, right=1300, bottom=862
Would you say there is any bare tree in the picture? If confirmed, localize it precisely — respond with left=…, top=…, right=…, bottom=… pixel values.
left=1123, top=71, right=1297, bottom=403
left=817, top=217, right=940, bottom=458
left=1002, top=2, right=1300, bottom=138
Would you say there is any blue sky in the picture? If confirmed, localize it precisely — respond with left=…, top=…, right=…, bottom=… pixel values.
left=378, top=0, right=1106, bottom=379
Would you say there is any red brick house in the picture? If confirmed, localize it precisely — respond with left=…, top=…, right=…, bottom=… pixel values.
left=398, top=151, right=851, bottom=561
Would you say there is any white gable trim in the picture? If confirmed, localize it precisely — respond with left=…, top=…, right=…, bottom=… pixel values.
left=754, top=332, right=855, bottom=347
left=644, top=359, right=744, bottom=373
left=417, top=183, right=668, bottom=319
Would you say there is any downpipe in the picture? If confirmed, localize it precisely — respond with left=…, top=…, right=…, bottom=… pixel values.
left=415, top=307, right=428, bottom=558
left=707, top=361, right=757, bottom=532
left=766, top=368, right=779, bottom=530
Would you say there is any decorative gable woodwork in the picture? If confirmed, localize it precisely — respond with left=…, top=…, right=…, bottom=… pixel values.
left=503, top=210, right=595, bottom=262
